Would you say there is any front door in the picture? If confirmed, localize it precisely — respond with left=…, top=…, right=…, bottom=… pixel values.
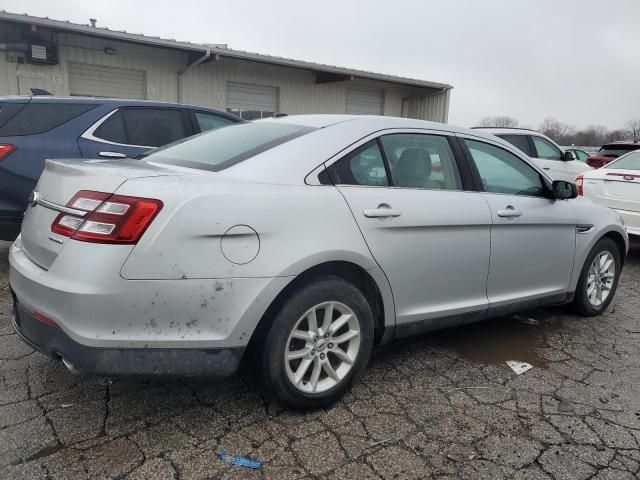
left=462, top=137, right=577, bottom=308
left=328, top=132, right=492, bottom=325
left=530, top=135, right=585, bottom=183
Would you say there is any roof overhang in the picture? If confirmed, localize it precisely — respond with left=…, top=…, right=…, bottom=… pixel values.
left=0, top=10, right=453, bottom=91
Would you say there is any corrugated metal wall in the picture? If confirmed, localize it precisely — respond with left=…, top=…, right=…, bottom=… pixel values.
left=0, top=22, right=451, bottom=123
left=403, top=89, right=451, bottom=123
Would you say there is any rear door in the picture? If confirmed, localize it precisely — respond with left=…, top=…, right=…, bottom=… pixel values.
left=78, top=107, right=193, bottom=159
left=461, top=136, right=576, bottom=309
left=328, top=131, right=491, bottom=325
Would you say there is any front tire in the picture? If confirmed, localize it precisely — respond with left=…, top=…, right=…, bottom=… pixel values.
left=572, top=237, right=621, bottom=317
left=261, top=276, right=374, bottom=409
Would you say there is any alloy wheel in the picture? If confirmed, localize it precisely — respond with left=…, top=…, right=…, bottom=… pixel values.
left=586, top=250, right=616, bottom=307
left=284, top=301, right=361, bottom=393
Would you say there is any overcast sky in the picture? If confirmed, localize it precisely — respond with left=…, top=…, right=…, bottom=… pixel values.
left=5, top=0, right=639, bottom=129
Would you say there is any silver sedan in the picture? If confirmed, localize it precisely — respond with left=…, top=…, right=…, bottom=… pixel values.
left=9, top=115, right=628, bottom=408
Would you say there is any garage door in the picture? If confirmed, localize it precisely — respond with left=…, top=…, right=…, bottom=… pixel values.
left=346, top=86, right=384, bottom=115
left=226, top=82, right=278, bottom=120
left=68, top=62, right=146, bottom=99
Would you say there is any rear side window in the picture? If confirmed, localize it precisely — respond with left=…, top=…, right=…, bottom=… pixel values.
left=326, top=141, right=389, bottom=186
left=144, top=121, right=315, bottom=171
left=0, top=103, right=96, bottom=136
left=94, top=108, right=189, bottom=147
left=0, top=102, right=27, bottom=129
left=497, top=134, right=533, bottom=156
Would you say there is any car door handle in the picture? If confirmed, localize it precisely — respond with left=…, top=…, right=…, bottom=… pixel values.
left=363, top=204, right=402, bottom=219
left=542, top=167, right=551, bottom=170
left=497, top=206, right=522, bottom=218
left=99, top=151, right=127, bottom=159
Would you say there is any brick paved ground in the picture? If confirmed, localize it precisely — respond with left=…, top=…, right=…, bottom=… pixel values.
left=1, top=240, right=639, bottom=479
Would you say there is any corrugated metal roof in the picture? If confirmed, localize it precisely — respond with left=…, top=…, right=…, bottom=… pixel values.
left=0, top=10, right=453, bottom=91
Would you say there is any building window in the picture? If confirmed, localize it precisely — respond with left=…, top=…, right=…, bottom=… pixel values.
left=226, top=108, right=276, bottom=121
left=226, top=82, right=279, bottom=121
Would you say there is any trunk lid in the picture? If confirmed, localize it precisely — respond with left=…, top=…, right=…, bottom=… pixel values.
left=585, top=169, right=640, bottom=212
left=21, top=158, right=184, bottom=269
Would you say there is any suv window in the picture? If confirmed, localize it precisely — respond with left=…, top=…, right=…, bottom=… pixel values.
left=465, top=139, right=545, bottom=197
left=379, top=134, right=462, bottom=190
left=145, top=121, right=315, bottom=172
left=194, top=112, right=236, bottom=132
left=573, top=149, right=590, bottom=162
left=496, top=134, right=533, bottom=156
left=0, top=102, right=27, bottom=129
left=94, top=108, right=189, bottom=147
left=531, top=136, right=563, bottom=161
left=326, top=141, right=388, bottom=186
left=0, top=103, right=96, bottom=136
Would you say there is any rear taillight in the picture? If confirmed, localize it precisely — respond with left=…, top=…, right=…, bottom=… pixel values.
left=0, top=144, right=16, bottom=161
left=51, top=190, right=163, bottom=244
left=576, top=176, right=584, bottom=196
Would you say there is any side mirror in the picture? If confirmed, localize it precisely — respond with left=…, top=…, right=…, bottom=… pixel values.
left=564, top=150, right=577, bottom=161
left=552, top=180, right=578, bottom=199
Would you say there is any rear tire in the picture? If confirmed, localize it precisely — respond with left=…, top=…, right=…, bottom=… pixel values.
left=261, top=276, right=374, bottom=409
left=572, top=237, right=621, bottom=317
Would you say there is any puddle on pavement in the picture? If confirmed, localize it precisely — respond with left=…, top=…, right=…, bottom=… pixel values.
left=433, top=313, right=557, bottom=367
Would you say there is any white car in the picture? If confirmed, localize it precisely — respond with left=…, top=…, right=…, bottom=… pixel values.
left=474, top=128, right=592, bottom=183
left=578, top=150, right=640, bottom=238
left=9, top=115, right=628, bottom=408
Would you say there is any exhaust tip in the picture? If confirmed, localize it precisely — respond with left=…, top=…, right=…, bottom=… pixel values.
left=60, top=357, right=81, bottom=375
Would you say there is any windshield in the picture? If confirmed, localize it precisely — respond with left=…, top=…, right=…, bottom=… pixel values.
left=606, top=151, right=640, bottom=171
left=144, top=121, right=316, bottom=171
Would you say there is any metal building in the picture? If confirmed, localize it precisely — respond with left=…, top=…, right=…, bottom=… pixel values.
left=0, top=11, right=452, bottom=122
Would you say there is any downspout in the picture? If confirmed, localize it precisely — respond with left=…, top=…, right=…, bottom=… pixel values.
left=176, top=47, right=211, bottom=103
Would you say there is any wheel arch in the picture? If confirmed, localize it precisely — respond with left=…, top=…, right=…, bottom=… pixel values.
left=601, top=230, right=628, bottom=267
left=246, top=260, right=395, bottom=358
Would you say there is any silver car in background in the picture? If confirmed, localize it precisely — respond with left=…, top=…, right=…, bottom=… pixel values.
left=9, top=115, right=628, bottom=408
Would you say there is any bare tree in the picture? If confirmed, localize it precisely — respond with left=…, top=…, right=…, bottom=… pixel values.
left=539, top=118, right=574, bottom=144
left=477, top=116, right=519, bottom=128
left=625, top=118, right=640, bottom=142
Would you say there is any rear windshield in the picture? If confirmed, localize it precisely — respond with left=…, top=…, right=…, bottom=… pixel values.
left=0, top=102, right=28, bottom=129
left=597, top=145, right=639, bottom=157
left=606, top=151, right=640, bottom=171
left=0, top=103, right=97, bottom=136
left=144, top=121, right=316, bottom=171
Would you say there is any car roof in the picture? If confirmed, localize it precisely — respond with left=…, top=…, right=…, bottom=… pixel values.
left=261, top=114, right=501, bottom=140
left=0, top=95, right=235, bottom=116
left=601, top=142, right=640, bottom=148
left=471, top=127, right=542, bottom=135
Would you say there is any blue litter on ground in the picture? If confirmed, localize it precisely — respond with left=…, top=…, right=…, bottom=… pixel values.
left=220, top=452, right=262, bottom=470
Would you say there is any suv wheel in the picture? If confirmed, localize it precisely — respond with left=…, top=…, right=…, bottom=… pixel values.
left=262, top=276, right=374, bottom=408
left=572, top=237, right=621, bottom=317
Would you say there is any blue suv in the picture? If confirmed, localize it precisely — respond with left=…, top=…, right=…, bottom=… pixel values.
left=0, top=96, right=242, bottom=240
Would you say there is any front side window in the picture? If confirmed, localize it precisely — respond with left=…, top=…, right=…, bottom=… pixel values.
left=380, top=134, right=462, bottom=190
left=573, top=149, right=590, bottom=162
left=497, top=134, right=533, bottom=157
left=465, top=139, right=545, bottom=197
left=326, top=141, right=388, bottom=186
left=94, top=108, right=189, bottom=147
left=194, top=112, right=236, bottom=132
left=531, top=136, right=563, bottom=161
left=144, top=121, right=315, bottom=171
